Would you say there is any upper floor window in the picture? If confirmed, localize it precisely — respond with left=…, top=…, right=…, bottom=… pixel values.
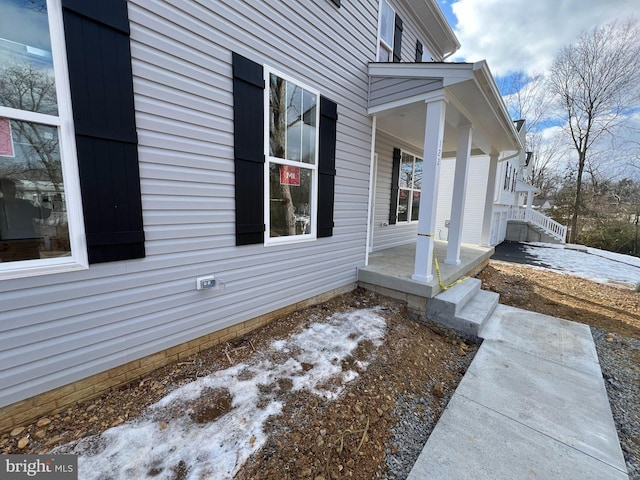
left=378, top=0, right=395, bottom=61
left=266, top=69, right=319, bottom=243
left=0, top=0, right=85, bottom=277
left=397, top=151, right=422, bottom=222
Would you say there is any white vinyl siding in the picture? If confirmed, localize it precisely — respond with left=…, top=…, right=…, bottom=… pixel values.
left=435, top=156, right=490, bottom=245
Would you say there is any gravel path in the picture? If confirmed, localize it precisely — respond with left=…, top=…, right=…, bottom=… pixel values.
left=592, top=328, right=640, bottom=479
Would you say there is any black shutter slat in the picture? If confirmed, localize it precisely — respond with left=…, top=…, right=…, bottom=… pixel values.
left=393, top=15, right=403, bottom=62
left=389, top=148, right=401, bottom=225
left=318, top=96, right=337, bottom=238
left=61, top=0, right=129, bottom=34
left=415, top=40, right=423, bottom=62
left=63, top=1, right=144, bottom=264
left=233, top=53, right=265, bottom=245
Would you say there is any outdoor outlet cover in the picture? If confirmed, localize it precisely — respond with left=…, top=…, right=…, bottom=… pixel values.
left=196, top=275, right=215, bottom=290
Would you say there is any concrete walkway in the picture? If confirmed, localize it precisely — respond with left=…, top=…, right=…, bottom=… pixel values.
left=407, top=304, right=629, bottom=479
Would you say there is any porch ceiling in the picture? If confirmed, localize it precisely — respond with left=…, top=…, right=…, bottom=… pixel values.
left=368, top=61, right=522, bottom=157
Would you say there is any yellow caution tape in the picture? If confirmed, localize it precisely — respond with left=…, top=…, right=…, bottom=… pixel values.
left=434, top=256, right=467, bottom=291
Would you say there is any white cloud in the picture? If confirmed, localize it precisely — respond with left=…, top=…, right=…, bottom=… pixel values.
left=450, top=0, right=639, bottom=76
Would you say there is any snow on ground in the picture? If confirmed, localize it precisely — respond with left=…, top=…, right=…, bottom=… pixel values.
left=524, top=243, right=640, bottom=287
left=58, top=308, right=387, bottom=480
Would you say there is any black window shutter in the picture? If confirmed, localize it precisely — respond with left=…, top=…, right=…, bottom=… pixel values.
left=318, top=97, right=337, bottom=238
left=232, top=53, right=265, bottom=245
left=393, top=15, right=403, bottom=62
left=330, top=0, right=341, bottom=6
left=389, top=148, right=401, bottom=225
left=415, top=40, right=423, bottom=62
left=62, top=0, right=145, bottom=264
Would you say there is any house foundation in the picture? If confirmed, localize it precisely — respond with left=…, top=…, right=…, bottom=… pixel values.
left=0, top=284, right=356, bottom=433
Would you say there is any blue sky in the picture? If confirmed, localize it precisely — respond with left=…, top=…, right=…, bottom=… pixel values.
left=437, top=0, right=457, bottom=31
left=437, top=0, right=640, bottom=174
left=435, top=0, right=639, bottom=78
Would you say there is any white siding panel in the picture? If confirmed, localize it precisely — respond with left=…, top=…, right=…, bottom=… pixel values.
left=461, top=156, right=490, bottom=244
left=0, top=0, right=377, bottom=407
left=436, top=156, right=490, bottom=245
left=371, top=132, right=419, bottom=251
left=435, top=158, right=455, bottom=242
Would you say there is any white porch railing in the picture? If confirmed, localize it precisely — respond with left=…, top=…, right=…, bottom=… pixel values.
left=508, top=206, right=567, bottom=243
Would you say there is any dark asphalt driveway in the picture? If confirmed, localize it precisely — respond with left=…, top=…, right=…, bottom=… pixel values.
left=491, top=241, right=554, bottom=269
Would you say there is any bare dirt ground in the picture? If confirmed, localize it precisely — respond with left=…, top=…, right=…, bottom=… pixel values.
left=1, top=260, right=639, bottom=479
left=1, top=289, right=476, bottom=480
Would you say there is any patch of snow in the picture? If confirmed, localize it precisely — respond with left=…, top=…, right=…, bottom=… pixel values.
left=523, top=243, right=640, bottom=286
left=59, top=308, right=387, bottom=480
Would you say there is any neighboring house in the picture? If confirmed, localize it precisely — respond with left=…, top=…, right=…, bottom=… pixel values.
left=0, top=0, right=529, bottom=429
left=434, top=120, right=567, bottom=246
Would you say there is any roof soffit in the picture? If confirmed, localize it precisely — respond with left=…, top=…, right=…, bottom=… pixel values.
left=368, top=62, right=522, bottom=154
left=403, top=0, right=460, bottom=59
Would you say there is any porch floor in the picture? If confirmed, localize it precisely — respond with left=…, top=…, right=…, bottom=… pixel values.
left=357, top=241, right=494, bottom=306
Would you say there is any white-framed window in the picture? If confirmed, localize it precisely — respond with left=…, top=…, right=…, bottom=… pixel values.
left=0, top=0, right=87, bottom=279
left=264, top=67, right=319, bottom=244
left=397, top=151, right=423, bottom=222
left=377, top=0, right=395, bottom=62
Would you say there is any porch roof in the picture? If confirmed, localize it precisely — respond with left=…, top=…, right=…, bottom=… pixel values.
left=368, top=61, right=522, bottom=157
left=516, top=180, right=539, bottom=194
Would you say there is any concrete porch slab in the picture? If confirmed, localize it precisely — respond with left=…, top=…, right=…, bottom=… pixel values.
left=358, top=241, right=494, bottom=302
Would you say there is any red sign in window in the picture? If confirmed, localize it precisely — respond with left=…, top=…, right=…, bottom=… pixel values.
left=280, top=166, right=301, bottom=186
left=0, top=118, right=14, bottom=157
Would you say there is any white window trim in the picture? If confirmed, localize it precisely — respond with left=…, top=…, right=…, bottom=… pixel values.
left=0, top=0, right=87, bottom=280
left=263, top=66, right=319, bottom=246
left=377, top=0, right=395, bottom=61
left=397, top=150, right=422, bottom=223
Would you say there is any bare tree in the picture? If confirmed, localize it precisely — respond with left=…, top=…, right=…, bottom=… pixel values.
left=0, top=63, right=62, bottom=190
left=500, top=72, right=552, bottom=133
left=527, top=131, right=565, bottom=198
left=500, top=73, right=564, bottom=199
left=548, top=18, right=640, bottom=243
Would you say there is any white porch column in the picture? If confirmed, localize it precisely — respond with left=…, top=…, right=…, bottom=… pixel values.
left=480, top=153, right=499, bottom=246
left=412, top=96, right=447, bottom=283
left=526, top=189, right=534, bottom=209
left=445, top=124, right=473, bottom=265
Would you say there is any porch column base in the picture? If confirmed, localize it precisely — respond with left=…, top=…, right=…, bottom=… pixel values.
left=412, top=273, right=433, bottom=283
left=444, top=258, right=461, bottom=266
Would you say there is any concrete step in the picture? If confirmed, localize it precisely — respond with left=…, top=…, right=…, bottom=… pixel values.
left=427, top=278, right=481, bottom=319
left=458, top=289, right=500, bottom=338
left=426, top=278, right=499, bottom=339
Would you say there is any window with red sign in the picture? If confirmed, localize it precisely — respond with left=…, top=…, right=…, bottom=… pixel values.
left=397, top=151, right=422, bottom=222
left=266, top=69, right=319, bottom=242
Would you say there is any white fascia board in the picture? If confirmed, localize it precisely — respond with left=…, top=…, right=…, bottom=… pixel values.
left=472, top=61, right=522, bottom=150
left=368, top=62, right=474, bottom=82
